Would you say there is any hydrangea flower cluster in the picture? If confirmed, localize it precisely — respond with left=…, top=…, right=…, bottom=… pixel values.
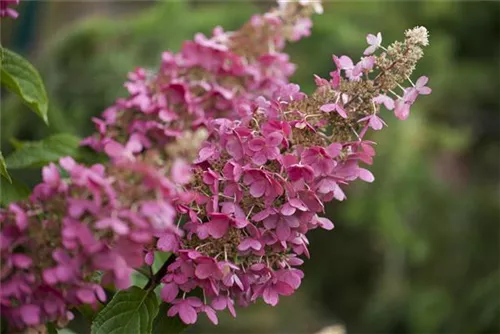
left=0, top=0, right=19, bottom=19
left=0, top=151, right=198, bottom=329
left=0, top=0, right=432, bottom=331
left=153, top=25, right=431, bottom=324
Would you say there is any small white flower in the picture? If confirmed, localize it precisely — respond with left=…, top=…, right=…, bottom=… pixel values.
left=299, top=0, right=324, bottom=14
left=405, top=26, right=429, bottom=46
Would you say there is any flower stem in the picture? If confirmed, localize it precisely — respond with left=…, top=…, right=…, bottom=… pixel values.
left=143, top=255, right=176, bottom=291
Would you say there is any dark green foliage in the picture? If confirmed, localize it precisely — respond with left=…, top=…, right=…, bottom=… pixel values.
left=91, top=287, right=159, bottom=334
left=0, top=47, right=49, bottom=124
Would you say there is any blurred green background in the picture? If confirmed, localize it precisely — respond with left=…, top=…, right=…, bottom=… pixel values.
left=1, top=1, right=499, bottom=333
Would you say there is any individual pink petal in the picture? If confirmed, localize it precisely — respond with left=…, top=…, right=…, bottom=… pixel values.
left=145, top=251, right=154, bottom=266
left=42, top=163, right=60, bottom=186
left=238, top=239, right=262, bottom=251
left=186, top=297, right=204, bottom=308
left=263, top=287, right=279, bottom=306
left=320, top=103, right=336, bottom=113
left=274, top=281, right=295, bottom=296
left=178, top=303, right=198, bottom=324
left=360, top=114, right=386, bottom=131
left=335, top=104, right=348, bottom=118
left=369, top=115, right=385, bottom=130
left=197, top=146, right=215, bottom=162
left=227, top=298, right=236, bottom=317
left=104, top=141, right=126, bottom=159
left=276, top=220, right=291, bottom=241
left=94, top=285, right=107, bottom=302
left=337, top=55, right=354, bottom=69
left=161, top=283, right=179, bottom=303
left=195, top=262, right=217, bottom=280
left=394, top=100, right=411, bottom=120
left=252, top=152, right=268, bottom=166
left=211, top=297, right=226, bottom=311
left=363, top=45, right=377, bottom=56
left=419, top=87, right=432, bottom=95
left=20, top=305, right=40, bottom=326
left=326, top=143, right=342, bottom=157
left=415, top=76, right=428, bottom=88
left=171, top=159, right=192, bottom=185
left=358, top=168, right=375, bottom=182
left=207, top=217, right=229, bottom=239
left=366, top=33, right=378, bottom=45
left=289, top=198, right=308, bottom=211
left=157, top=233, right=178, bottom=252
left=360, top=56, right=375, bottom=71
left=317, top=217, right=334, bottom=230
left=11, top=254, right=32, bottom=269
left=373, top=94, right=394, bottom=110
left=249, top=180, right=266, bottom=198
left=77, top=289, right=96, bottom=304
left=266, top=132, right=283, bottom=146
left=204, top=306, right=219, bottom=325
left=248, top=137, right=266, bottom=151
left=43, top=269, right=58, bottom=285
left=281, top=203, right=296, bottom=216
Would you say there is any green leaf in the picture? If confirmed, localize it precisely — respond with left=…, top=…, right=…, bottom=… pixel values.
left=5, top=133, right=81, bottom=169
left=152, top=303, right=187, bottom=334
left=46, top=323, right=58, bottom=334
left=91, top=286, right=159, bottom=334
left=152, top=252, right=172, bottom=273
left=0, top=47, right=49, bottom=124
left=0, top=152, right=11, bottom=183
left=0, top=176, right=30, bottom=206
left=0, top=48, right=49, bottom=124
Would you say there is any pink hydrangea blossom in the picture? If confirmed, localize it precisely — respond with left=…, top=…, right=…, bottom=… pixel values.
left=358, top=114, right=387, bottom=130
left=0, top=0, right=19, bottom=18
left=364, top=32, right=382, bottom=55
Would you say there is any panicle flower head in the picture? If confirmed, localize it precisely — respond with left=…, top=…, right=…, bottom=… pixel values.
left=0, top=154, right=189, bottom=329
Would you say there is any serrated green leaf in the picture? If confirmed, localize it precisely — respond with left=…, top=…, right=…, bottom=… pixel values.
left=152, top=303, right=187, bottom=334
left=0, top=152, right=11, bottom=183
left=0, top=47, right=49, bottom=124
left=5, top=133, right=81, bottom=169
left=91, top=286, right=159, bottom=334
left=0, top=176, right=30, bottom=206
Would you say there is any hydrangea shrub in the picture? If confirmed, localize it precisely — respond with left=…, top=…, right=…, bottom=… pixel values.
left=0, top=1, right=431, bottom=332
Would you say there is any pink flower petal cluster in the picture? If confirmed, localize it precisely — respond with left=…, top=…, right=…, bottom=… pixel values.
left=153, top=77, right=386, bottom=322
left=0, top=157, right=183, bottom=329
left=369, top=76, right=432, bottom=121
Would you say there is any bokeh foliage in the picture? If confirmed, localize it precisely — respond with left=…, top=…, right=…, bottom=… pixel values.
left=1, top=1, right=498, bottom=333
